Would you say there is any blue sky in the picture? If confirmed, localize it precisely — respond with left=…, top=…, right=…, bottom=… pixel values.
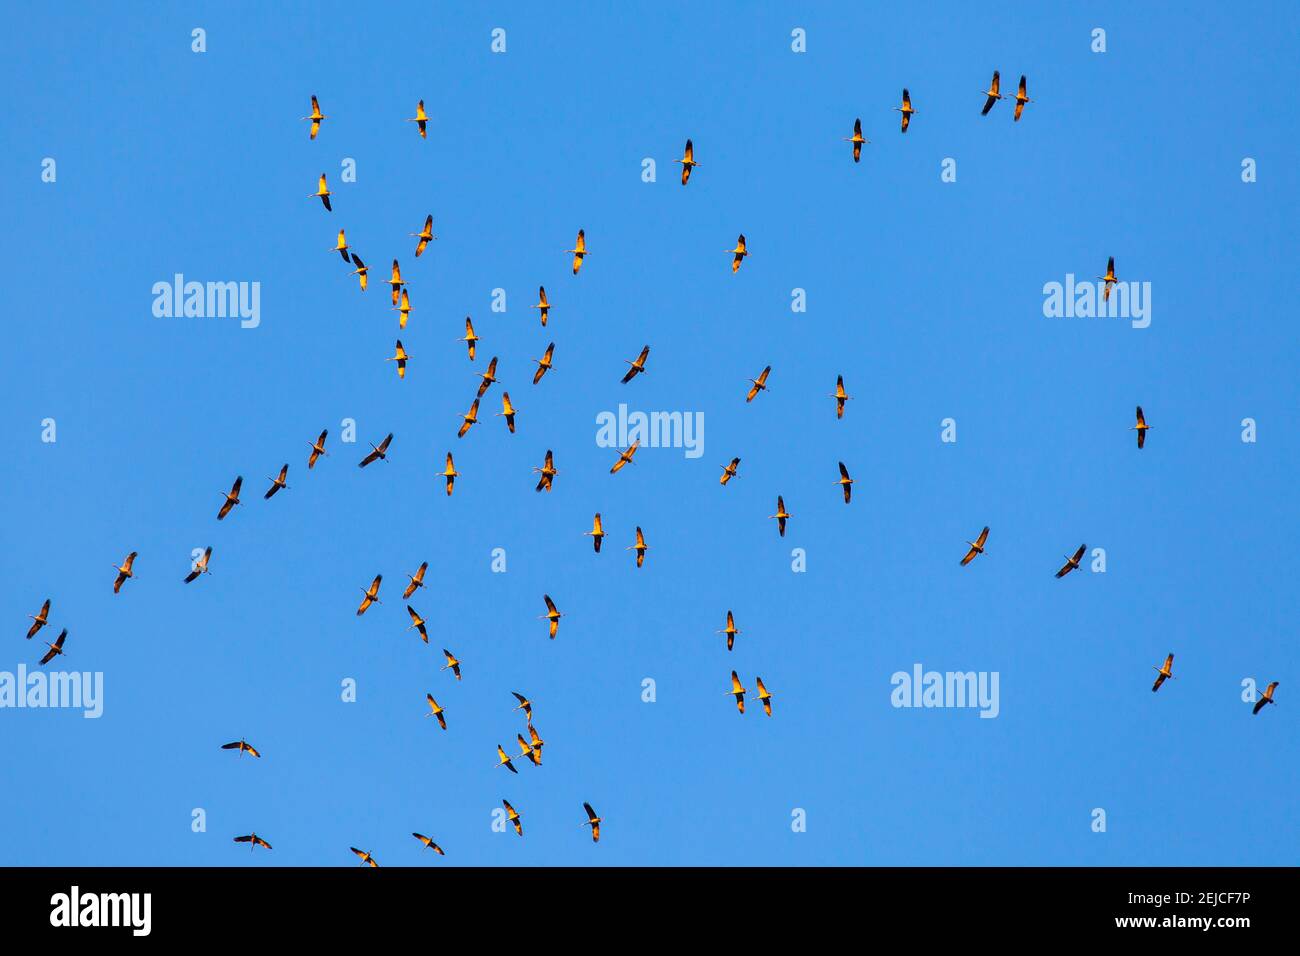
left=2, top=1, right=1297, bottom=866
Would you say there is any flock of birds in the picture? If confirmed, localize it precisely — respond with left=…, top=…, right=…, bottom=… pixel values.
left=20, top=76, right=1282, bottom=865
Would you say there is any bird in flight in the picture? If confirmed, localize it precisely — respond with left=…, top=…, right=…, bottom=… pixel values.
left=495, top=744, right=519, bottom=774
left=407, top=99, right=428, bottom=138
left=1099, top=257, right=1117, bottom=302
left=516, top=733, right=541, bottom=767
left=1013, top=75, right=1032, bottom=121
left=302, top=94, right=325, bottom=139
left=387, top=340, right=409, bottom=379
left=234, top=834, right=272, bottom=851
left=411, top=215, right=436, bottom=256
left=498, top=392, right=518, bottom=434
left=585, top=513, right=606, bottom=553
left=532, top=286, right=551, bottom=326
left=896, top=88, right=916, bottom=132
left=26, top=600, right=50, bottom=640
left=348, top=253, right=368, bottom=292
left=330, top=228, right=349, bottom=262
left=675, top=138, right=699, bottom=184
left=770, top=496, right=791, bottom=537
left=441, top=454, right=459, bottom=496
left=307, top=429, right=329, bottom=469
left=310, top=173, right=331, bottom=210
left=475, top=356, right=498, bottom=398
left=720, top=457, right=741, bottom=486
left=756, top=677, right=774, bottom=716
left=831, top=375, right=851, bottom=419
left=836, top=462, right=854, bottom=504
left=112, top=551, right=137, bottom=593
left=217, top=476, right=243, bottom=521
left=39, top=629, right=67, bottom=666
left=610, top=441, right=640, bottom=475
left=541, top=594, right=563, bottom=639
left=621, top=345, right=651, bottom=383
left=356, top=575, right=383, bottom=616
left=441, top=648, right=462, bottom=680
left=533, top=342, right=555, bottom=384
left=403, top=562, right=428, bottom=600
left=628, top=526, right=649, bottom=568
left=727, top=234, right=748, bottom=273
left=582, top=802, right=603, bottom=843
left=526, top=724, right=545, bottom=762
left=262, top=463, right=290, bottom=500
left=980, top=71, right=1003, bottom=115
left=457, top=399, right=480, bottom=439
left=718, top=610, right=741, bottom=651
left=221, top=739, right=261, bottom=758
left=534, top=450, right=557, bottom=492
left=844, top=118, right=868, bottom=162
left=746, top=365, right=771, bottom=402
left=512, top=691, right=533, bottom=722
left=392, top=289, right=413, bottom=329
left=407, top=605, right=429, bottom=643
left=1253, top=681, right=1279, bottom=715
left=412, top=833, right=445, bottom=855
left=1055, top=544, right=1087, bottom=579
left=568, top=229, right=586, bottom=275
left=387, top=260, right=406, bottom=307
left=358, top=433, right=393, bottom=467
left=1133, top=406, right=1151, bottom=449
left=728, top=671, right=747, bottom=714
left=350, top=847, right=379, bottom=867
left=460, top=317, right=480, bottom=361
left=184, top=546, right=213, bottom=583
left=961, top=527, right=990, bottom=566
left=1151, top=654, right=1176, bottom=693
left=503, top=800, right=523, bottom=836
left=424, top=694, right=446, bottom=729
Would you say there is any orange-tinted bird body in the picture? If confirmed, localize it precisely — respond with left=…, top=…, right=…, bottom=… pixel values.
left=896, top=88, right=916, bottom=132
left=832, top=375, right=851, bottom=418
left=411, top=215, right=436, bottom=256
left=844, top=118, right=868, bottom=162
left=1151, top=654, right=1175, bottom=693
left=675, top=138, right=699, bottom=184
left=302, top=95, right=325, bottom=140
left=403, top=562, right=428, bottom=599
left=728, top=234, right=748, bottom=272
left=729, top=670, right=747, bottom=714
left=1055, top=544, right=1087, bottom=579
left=113, top=552, right=137, bottom=593
left=769, top=495, right=791, bottom=537
left=586, top=513, right=606, bottom=553
left=407, top=100, right=429, bottom=138
left=358, top=433, right=393, bottom=467
left=1013, top=76, right=1032, bottom=122
left=533, top=342, right=555, bottom=384
left=1133, top=406, right=1150, bottom=449
left=26, top=599, right=50, bottom=639
left=980, top=71, right=1003, bottom=115
left=308, top=429, right=329, bottom=469
left=960, top=527, right=990, bottom=567
left=311, top=173, right=332, bottom=210
left=356, top=575, right=383, bottom=616
left=568, top=229, right=587, bottom=275
left=1253, top=681, right=1279, bottom=715
left=532, top=287, right=551, bottom=326
left=718, top=610, right=741, bottom=652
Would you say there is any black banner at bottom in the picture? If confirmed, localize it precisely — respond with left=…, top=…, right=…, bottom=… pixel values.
left=0, top=867, right=1288, bottom=940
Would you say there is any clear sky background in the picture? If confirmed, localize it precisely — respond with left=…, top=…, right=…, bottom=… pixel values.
left=2, top=1, right=1296, bottom=866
